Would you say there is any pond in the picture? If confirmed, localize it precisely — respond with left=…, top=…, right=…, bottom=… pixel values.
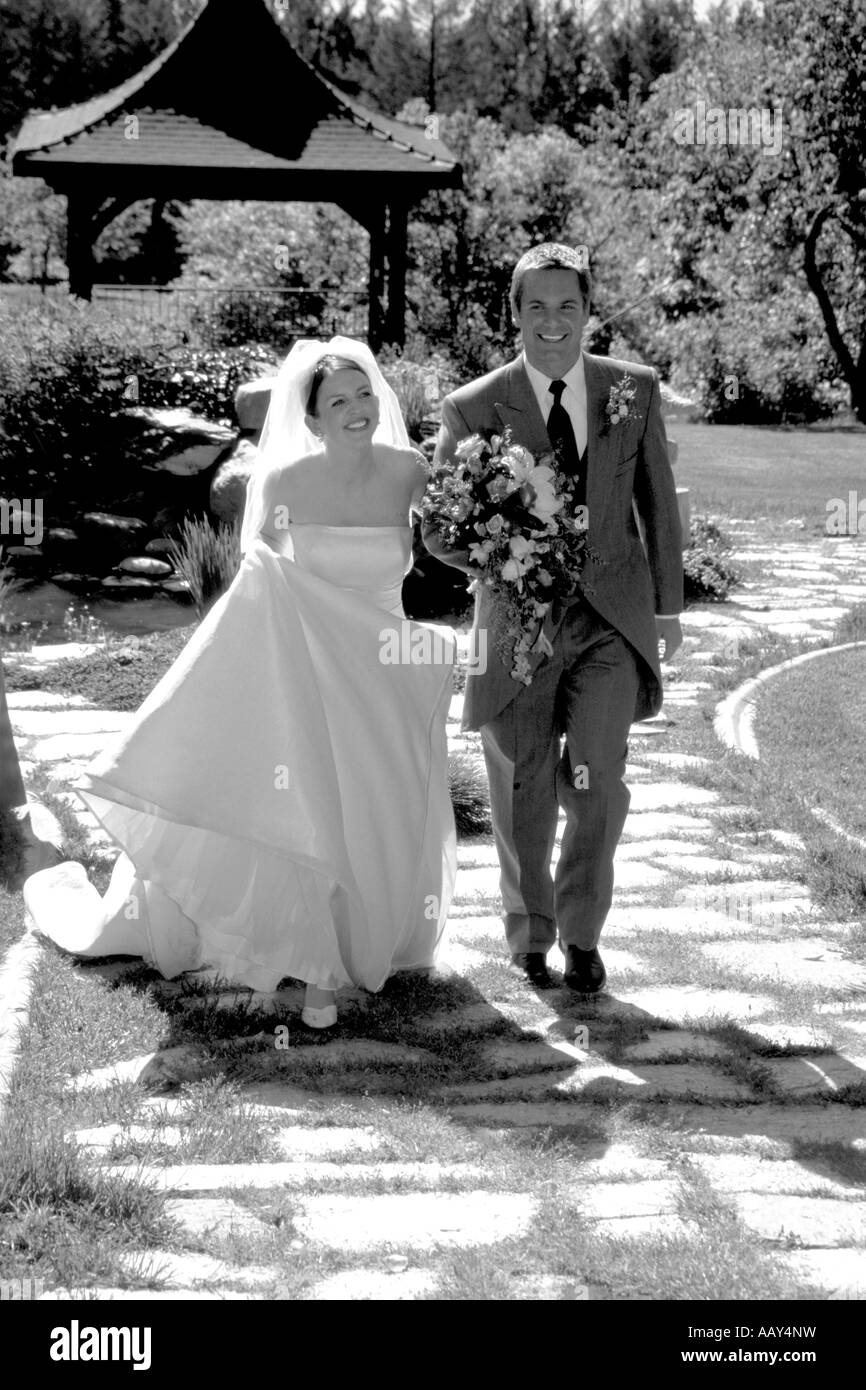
left=1, top=580, right=194, bottom=648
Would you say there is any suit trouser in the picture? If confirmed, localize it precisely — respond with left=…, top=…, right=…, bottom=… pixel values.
left=479, top=597, right=641, bottom=957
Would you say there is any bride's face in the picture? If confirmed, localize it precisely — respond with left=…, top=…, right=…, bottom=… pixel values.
left=306, top=368, right=380, bottom=447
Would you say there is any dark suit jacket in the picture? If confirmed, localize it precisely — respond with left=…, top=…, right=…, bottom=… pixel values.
left=422, top=351, right=684, bottom=731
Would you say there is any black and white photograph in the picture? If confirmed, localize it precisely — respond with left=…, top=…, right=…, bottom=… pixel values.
left=0, top=0, right=863, bottom=1337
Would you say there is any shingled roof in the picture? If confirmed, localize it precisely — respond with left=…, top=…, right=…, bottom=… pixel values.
left=11, top=0, right=460, bottom=190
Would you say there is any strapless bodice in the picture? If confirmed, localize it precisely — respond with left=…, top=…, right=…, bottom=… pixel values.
left=273, top=524, right=414, bottom=618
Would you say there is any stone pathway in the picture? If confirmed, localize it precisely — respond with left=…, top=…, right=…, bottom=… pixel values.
left=5, top=528, right=866, bottom=1300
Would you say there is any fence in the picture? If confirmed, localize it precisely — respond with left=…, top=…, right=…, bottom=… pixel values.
left=0, top=284, right=369, bottom=348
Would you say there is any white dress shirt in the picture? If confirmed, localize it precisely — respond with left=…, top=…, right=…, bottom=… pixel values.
left=522, top=351, right=588, bottom=456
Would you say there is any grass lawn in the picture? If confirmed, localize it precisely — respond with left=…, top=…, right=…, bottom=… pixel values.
left=753, top=645, right=866, bottom=840
left=670, top=422, right=865, bottom=535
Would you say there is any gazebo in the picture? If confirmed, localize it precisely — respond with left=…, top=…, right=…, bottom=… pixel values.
left=9, top=0, right=461, bottom=349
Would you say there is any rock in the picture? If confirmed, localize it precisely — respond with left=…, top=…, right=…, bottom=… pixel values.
left=117, top=556, right=174, bottom=577
left=210, top=438, right=259, bottom=524
left=160, top=578, right=193, bottom=600
left=121, top=407, right=236, bottom=475
left=79, top=512, right=150, bottom=565
left=101, top=574, right=155, bottom=592
left=144, top=538, right=178, bottom=555
left=49, top=573, right=97, bottom=590
left=1, top=546, right=46, bottom=570
left=234, top=377, right=276, bottom=434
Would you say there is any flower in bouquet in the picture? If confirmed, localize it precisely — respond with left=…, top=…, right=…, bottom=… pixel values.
left=421, top=426, right=592, bottom=685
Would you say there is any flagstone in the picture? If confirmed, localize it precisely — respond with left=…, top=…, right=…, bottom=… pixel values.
left=444, top=915, right=505, bottom=943
left=687, top=1154, right=863, bottom=1199
left=412, top=1001, right=509, bottom=1038
left=607, top=861, right=671, bottom=890
left=455, top=847, right=501, bottom=868
left=628, top=783, right=720, bottom=811
left=614, top=986, right=776, bottom=1023
left=663, top=1105, right=866, bottom=1152
left=71, top=1123, right=183, bottom=1150
left=699, top=939, right=866, bottom=990
left=117, top=1249, right=277, bottom=1288
left=251, top=1039, right=442, bottom=1071
left=109, top=1160, right=486, bottom=1190
left=67, top=1044, right=213, bottom=1092
left=731, top=1194, right=866, bottom=1246
left=164, top=1197, right=270, bottom=1238
left=436, top=941, right=493, bottom=972
left=6, top=691, right=94, bottom=710
left=22, top=731, right=125, bottom=762
left=638, top=753, right=713, bottom=769
left=615, top=839, right=714, bottom=861
left=38, top=1287, right=254, bottom=1300
left=761, top=1056, right=866, bottom=1096
left=654, top=855, right=757, bottom=877
left=307, top=1268, right=438, bottom=1300
left=620, top=813, right=715, bottom=838
left=273, top=1127, right=383, bottom=1158
left=577, top=1180, right=682, bottom=1222
left=292, top=1191, right=537, bottom=1250
left=10, top=709, right=131, bottom=736
left=469, top=1039, right=591, bottom=1078
left=623, top=1030, right=734, bottom=1062
left=573, top=1143, right=671, bottom=1182
left=780, top=1248, right=866, bottom=1298
left=439, top=1061, right=749, bottom=1102
left=736, top=1022, right=835, bottom=1053
left=451, top=867, right=503, bottom=901
left=605, top=906, right=758, bottom=937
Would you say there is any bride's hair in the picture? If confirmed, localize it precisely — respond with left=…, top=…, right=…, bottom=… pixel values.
left=305, top=355, right=370, bottom=416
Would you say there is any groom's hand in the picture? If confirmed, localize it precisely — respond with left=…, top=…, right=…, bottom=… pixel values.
left=656, top=615, right=682, bottom=664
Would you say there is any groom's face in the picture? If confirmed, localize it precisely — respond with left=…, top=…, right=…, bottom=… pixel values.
left=515, top=268, right=588, bottom=378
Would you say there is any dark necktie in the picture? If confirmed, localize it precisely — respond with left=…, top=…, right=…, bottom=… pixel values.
left=547, top=379, right=585, bottom=507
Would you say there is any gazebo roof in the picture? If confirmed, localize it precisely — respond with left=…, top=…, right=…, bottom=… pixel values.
left=11, top=0, right=460, bottom=193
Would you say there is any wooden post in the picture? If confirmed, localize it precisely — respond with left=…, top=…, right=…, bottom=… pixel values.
left=66, top=190, right=98, bottom=300
left=368, top=206, right=387, bottom=351
left=383, top=200, right=408, bottom=350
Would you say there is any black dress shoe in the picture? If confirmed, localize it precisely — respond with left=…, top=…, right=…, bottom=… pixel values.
left=511, top=951, right=554, bottom=988
left=563, top=946, right=607, bottom=994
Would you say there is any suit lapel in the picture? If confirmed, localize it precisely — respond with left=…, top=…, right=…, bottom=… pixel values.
left=583, top=351, right=616, bottom=524
left=492, top=357, right=551, bottom=457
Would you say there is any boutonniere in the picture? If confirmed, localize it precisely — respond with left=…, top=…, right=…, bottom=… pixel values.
left=603, top=374, right=641, bottom=431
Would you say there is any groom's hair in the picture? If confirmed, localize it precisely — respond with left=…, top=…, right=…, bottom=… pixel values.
left=510, top=243, right=592, bottom=316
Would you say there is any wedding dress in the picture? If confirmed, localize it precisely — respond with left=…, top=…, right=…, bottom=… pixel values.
left=24, top=525, right=457, bottom=993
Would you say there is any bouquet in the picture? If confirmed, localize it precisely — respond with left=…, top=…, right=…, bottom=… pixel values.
left=421, top=428, right=591, bottom=684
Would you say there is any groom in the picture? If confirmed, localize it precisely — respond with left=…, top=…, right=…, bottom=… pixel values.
left=423, top=242, right=683, bottom=992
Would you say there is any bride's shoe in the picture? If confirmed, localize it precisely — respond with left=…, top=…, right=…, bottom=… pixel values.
left=301, top=1003, right=338, bottom=1029
left=302, top=985, right=337, bottom=1030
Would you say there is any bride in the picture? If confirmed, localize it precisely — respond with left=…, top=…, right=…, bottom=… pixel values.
left=24, top=337, right=457, bottom=1030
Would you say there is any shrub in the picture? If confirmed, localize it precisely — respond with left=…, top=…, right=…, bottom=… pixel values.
left=168, top=515, right=242, bottom=620
left=683, top=514, right=741, bottom=603
left=377, top=348, right=463, bottom=440
left=0, top=295, right=276, bottom=513
left=448, top=751, right=492, bottom=837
